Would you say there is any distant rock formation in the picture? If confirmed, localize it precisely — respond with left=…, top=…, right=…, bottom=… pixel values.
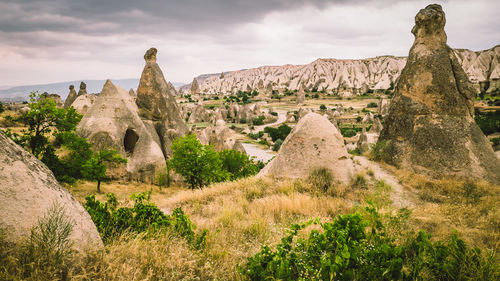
left=296, top=86, right=305, bottom=105
left=183, top=46, right=499, bottom=96
left=190, top=78, right=200, bottom=95
left=188, top=101, right=210, bottom=123
left=41, top=92, right=62, bottom=107
left=0, top=131, right=102, bottom=250
left=136, top=47, right=189, bottom=157
left=64, top=85, right=78, bottom=108
left=78, top=81, right=88, bottom=96
left=259, top=112, right=354, bottom=184
left=77, top=80, right=166, bottom=182
left=378, top=4, right=500, bottom=183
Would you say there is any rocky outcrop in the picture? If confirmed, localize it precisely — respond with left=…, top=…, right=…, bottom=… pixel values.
left=136, top=48, right=188, bottom=157
left=296, top=87, right=306, bottom=105
left=77, top=80, right=166, bottom=183
left=188, top=101, right=210, bottom=123
left=78, top=81, right=88, bottom=96
left=259, top=112, right=354, bottom=184
left=183, top=47, right=498, bottom=96
left=190, top=78, right=200, bottom=95
left=41, top=92, right=62, bottom=107
left=64, top=85, right=78, bottom=108
left=71, top=93, right=96, bottom=115
left=378, top=4, right=500, bottom=183
left=0, top=132, right=102, bottom=250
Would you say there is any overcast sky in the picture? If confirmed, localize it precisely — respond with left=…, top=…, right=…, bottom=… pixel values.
left=0, top=0, right=498, bottom=87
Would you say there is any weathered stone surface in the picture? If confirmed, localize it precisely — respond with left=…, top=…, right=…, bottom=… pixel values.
left=0, top=132, right=102, bottom=250
left=190, top=78, right=200, bottom=95
left=259, top=112, right=354, bottom=184
left=378, top=4, right=500, bottom=183
left=77, top=80, right=165, bottom=182
left=188, top=101, right=210, bottom=123
left=78, top=81, right=88, bottom=96
left=136, top=48, right=188, bottom=157
left=64, top=85, right=78, bottom=108
left=296, top=86, right=306, bottom=105
left=71, top=93, right=96, bottom=115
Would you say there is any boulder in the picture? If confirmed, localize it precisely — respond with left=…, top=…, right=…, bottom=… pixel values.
left=0, top=132, right=102, bottom=250
left=378, top=4, right=500, bottom=183
left=77, top=80, right=166, bottom=183
left=64, top=85, right=78, bottom=108
left=136, top=48, right=189, bottom=157
left=259, top=112, right=354, bottom=184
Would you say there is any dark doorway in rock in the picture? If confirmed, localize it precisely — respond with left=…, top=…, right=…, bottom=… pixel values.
left=124, top=129, right=139, bottom=155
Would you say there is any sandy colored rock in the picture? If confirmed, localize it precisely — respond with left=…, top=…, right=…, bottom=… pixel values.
left=259, top=112, right=354, bottom=184
left=188, top=101, right=210, bottom=123
left=0, top=132, right=102, bottom=250
left=190, top=78, right=200, bottom=95
left=136, top=48, right=188, bottom=157
left=64, top=85, right=78, bottom=108
left=296, top=86, right=306, bottom=105
left=77, top=80, right=166, bottom=182
left=378, top=4, right=500, bottom=183
left=369, top=117, right=383, bottom=134
left=78, top=81, right=88, bottom=96
left=71, top=93, right=96, bottom=115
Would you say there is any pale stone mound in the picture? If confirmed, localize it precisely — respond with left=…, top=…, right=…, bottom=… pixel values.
left=191, top=78, right=200, bottom=95
left=64, top=85, right=78, bottom=108
left=259, top=112, right=354, bottom=184
left=188, top=101, right=210, bottom=123
left=0, top=132, right=102, bottom=250
left=379, top=4, right=500, bottom=183
left=136, top=48, right=188, bottom=157
left=71, top=93, right=96, bottom=115
left=296, top=86, right=306, bottom=105
left=369, top=117, right=383, bottom=134
left=77, top=80, right=165, bottom=182
left=378, top=99, right=390, bottom=117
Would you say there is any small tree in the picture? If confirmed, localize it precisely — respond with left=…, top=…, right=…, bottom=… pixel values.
left=319, top=104, right=327, bottom=110
left=82, top=149, right=127, bottom=192
left=170, top=134, right=227, bottom=189
left=219, top=149, right=260, bottom=180
left=0, top=102, right=4, bottom=114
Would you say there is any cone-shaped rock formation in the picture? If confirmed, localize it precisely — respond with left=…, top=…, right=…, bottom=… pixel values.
left=378, top=4, right=500, bottom=183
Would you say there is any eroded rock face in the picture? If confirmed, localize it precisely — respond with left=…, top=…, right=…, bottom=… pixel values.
left=379, top=4, right=500, bottom=183
left=296, top=86, right=306, bottom=105
left=78, top=81, right=88, bottom=96
left=77, top=80, right=165, bottom=182
left=259, top=112, right=354, bottom=184
left=190, top=78, right=200, bottom=95
left=0, top=132, right=102, bottom=250
left=136, top=48, right=188, bottom=157
left=64, top=85, right=78, bottom=108
left=71, top=93, right=96, bottom=115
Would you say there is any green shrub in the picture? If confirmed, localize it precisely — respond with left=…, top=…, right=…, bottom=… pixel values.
left=251, top=116, right=265, bottom=126
left=258, top=139, right=270, bottom=146
left=352, top=174, right=368, bottom=189
left=170, top=134, right=228, bottom=189
left=272, top=139, right=283, bottom=151
left=239, top=117, right=247, bottom=124
left=307, top=167, right=334, bottom=192
left=248, top=131, right=264, bottom=140
left=0, top=102, right=4, bottom=114
left=270, top=111, right=278, bottom=116
left=340, top=128, right=358, bottom=138
left=219, top=149, right=261, bottom=180
left=264, top=124, right=292, bottom=142
left=319, top=104, right=327, bottom=110
left=239, top=208, right=498, bottom=281
left=84, top=192, right=207, bottom=248
left=474, top=110, right=500, bottom=135
left=367, top=102, right=378, bottom=108
left=370, top=140, right=394, bottom=163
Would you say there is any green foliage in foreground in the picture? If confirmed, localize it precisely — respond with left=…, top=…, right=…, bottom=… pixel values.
left=84, top=192, right=207, bottom=248
left=219, top=149, right=261, bottom=181
left=239, top=208, right=498, bottom=281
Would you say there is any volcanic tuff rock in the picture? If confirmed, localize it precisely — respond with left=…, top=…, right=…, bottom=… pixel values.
left=64, top=84, right=78, bottom=108
left=77, top=80, right=165, bottom=183
left=136, top=48, right=188, bottom=157
left=190, top=78, right=200, bottom=94
left=78, top=81, right=88, bottom=96
left=259, top=112, right=354, bottom=184
left=0, top=132, right=102, bottom=250
left=378, top=4, right=500, bottom=183
left=184, top=46, right=499, bottom=96
left=71, top=93, right=96, bottom=115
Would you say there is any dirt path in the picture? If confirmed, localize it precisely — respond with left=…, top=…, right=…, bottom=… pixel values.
left=354, top=156, right=415, bottom=209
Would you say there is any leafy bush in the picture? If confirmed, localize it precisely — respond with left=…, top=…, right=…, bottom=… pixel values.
left=319, top=104, right=327, bottom=110
left=239, top=117, right=247, bottom=124
left=270, top=111, right=278, bottom=116
left=474, top=110, right=500, bottom=135
left=170, top=134, right=228, bottom=189
left=84, top=192, right=207, bottom=248
left=272, top=139, right=283, bottom=151
left=251, top=115, right=265, bottom=126
left=367, top=102, right=378, bottom=108
left=264, top=124, right=292, bottom=142
left=239, top=208, right=498, bottom=281
left=370, top=140, right=394, bottom=163
left=340, top=128, right=358, bottom=138
left=219, top=149, right=260, bottom=180
left=0, top=102, right=4, bottom=113
left=248, top=131, right=264, bottom=140
left=307, top=167, right=334, bottom=192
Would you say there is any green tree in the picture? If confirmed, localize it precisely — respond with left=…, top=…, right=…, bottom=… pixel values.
left=320, top=104, right=327, bottom=110
left=82, top=149, right=127, bottom=192
left=0, top=101, right=4, bottom=114
left=219, top=149, right=260, bottom=180
left=170, top=134, right=228, bottom=189
left=6, top=92, right=81, bottom=157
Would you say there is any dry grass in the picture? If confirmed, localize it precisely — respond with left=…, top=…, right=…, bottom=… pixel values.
left=395, top=169, right=500, bottom=252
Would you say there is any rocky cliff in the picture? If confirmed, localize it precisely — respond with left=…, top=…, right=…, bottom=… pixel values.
left=185, top=46, right=499, bottom=96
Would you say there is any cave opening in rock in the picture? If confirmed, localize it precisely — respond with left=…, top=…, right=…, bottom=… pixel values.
left=124, top=129, right=139, bottom=155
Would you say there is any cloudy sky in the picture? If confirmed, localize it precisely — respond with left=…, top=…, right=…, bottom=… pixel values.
left=0, top=0, right=499, bottom=87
